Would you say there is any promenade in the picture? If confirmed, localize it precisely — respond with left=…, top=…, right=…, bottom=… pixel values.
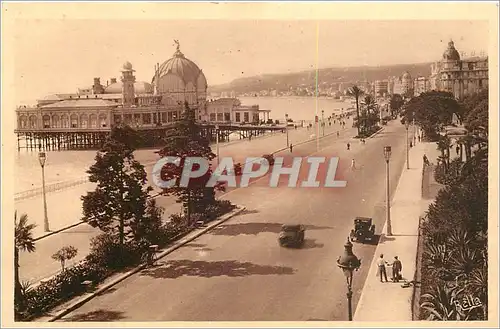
left=353, top=136, right=442, bottom=321
left=18, top=120, right=351, bottom=284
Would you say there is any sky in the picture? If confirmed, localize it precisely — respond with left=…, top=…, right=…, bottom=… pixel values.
left=8, top=15, right=491, bottom=105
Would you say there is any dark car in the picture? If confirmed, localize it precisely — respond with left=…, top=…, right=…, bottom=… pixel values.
left=279, top=224, right=305, bottom=248
left=222, top=163, right=243, bottom=176
left=262, top=154, right=275, bottom=166
left=349, top=217, right=376, bottom=243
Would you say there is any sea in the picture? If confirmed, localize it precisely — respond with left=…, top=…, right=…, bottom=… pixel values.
left=12, top=97, right=354, bottom=194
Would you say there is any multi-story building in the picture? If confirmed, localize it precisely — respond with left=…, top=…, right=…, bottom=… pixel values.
left=374, top=80, right=389, bottom=97
left=392, top=71, right=414, bottom=98
left=414, top=76, right=431, bottom=96
left=430, top=40, right=488, bottom=99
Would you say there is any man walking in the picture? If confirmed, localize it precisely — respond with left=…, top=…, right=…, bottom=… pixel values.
left=377, top=254, right=389, bottom=282
left=391, top=256, right=403, bottom=282
left=289, top=143, right=293, bottom=153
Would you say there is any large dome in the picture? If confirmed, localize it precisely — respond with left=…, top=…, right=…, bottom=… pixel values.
left=443, top=40, right=460, bottom=61
left=152, top=43, right=207, bottom=93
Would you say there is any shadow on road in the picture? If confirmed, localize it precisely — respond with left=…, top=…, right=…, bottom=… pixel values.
left=61, top=309, right=125, bottom=322
left=140, top=260, right=295, bottom=279
left=301, top=239, right=324, bottom=249
left=210, top=222, right=333, bottom=236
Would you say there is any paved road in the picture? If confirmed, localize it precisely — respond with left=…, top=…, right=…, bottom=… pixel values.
left=18, top=122, right=346, bottom=283
left=58, top=121, right=408, bottom=322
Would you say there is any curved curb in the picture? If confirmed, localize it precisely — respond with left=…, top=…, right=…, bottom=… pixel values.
left=33, top=192, right=164, bottom=242
left=367, top=126, right=386, bottom=139
left=34, top=221, right=85, bottom=241
left=44, top=205, right=246, bottom=322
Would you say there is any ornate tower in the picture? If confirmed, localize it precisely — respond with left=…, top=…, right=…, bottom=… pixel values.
left=121, top=61, right=136, bottom=106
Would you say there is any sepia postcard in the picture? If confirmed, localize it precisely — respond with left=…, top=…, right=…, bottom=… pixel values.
left=1, top=1, right=498, bottom=327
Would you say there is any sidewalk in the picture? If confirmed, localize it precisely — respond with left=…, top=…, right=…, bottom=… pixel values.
left=353, top=136, right=440, bottom=321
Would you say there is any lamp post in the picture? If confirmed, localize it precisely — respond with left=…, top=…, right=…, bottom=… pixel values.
left=412, top=111, right=416, bottom=145
left=337, top=237, right=361, bottom=321
left=321, top=110, right=325, bottom=136
left=215, top=124, right=220, bottom=167
left=38, top=152, right=50, bottom=232
left=285, top=113, right=289, bottom=147
left=383, top=146, right=392, bottom=236
left=405, top=121, right=410, bottom=169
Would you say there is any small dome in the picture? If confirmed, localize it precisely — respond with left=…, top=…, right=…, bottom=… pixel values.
left=402, top=71, right=411, bottom=80
left=104, top=81, right=153, bottom=94
left=122, top=61, right=134, bottom=71
left=443, top=40, right=460, bottom=61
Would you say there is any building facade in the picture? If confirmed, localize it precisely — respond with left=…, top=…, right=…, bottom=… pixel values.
left=374, top=80, right=389, bottom=97
left=430, top=40, right=488, bottom=99
left=413, top=76, right=431, bottom=96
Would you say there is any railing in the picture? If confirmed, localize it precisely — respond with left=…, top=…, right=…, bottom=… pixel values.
left=14, top=176, right=92, bottom=202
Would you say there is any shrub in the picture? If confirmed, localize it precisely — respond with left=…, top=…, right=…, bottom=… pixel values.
left=51, top=245, right=78, bottom=272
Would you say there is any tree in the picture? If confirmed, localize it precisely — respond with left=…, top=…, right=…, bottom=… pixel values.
left=402, top=91, right=461, bottom=141
left=389, top=94, right=404, bottom=117
left=14, top=212, right=36, bottom=313
left=157, top=102, right=225, bottom=224
left=51, top=245, right=78, bottom=272
left=347, top=85, right=364, bottom=137
left=82, top=125, right=154, bottom=255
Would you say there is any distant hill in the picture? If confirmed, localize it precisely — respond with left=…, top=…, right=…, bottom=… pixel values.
left=208, top=62, right=432, bottom=93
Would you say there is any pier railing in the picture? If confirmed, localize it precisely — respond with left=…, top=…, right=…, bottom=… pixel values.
left=14, top=176, right=92, bottom=201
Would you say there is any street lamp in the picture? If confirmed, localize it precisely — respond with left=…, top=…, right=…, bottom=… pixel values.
left=215, top=124, right=220, bottom=167
left=321, top=110, right=325, bottom=136
left=285, top=113, right=289, bottom=147
left=383, top=146, right=392, bottom=236
left=337, top=237, right=361, bottom=321
left=412, top=111, right=416, bottom=145
left=38, top=152, right=50, bottom=232
left=405, top=121, right=410, bottom=169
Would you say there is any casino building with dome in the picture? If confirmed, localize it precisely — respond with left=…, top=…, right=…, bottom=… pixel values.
left=15, top=41, right=275, bottom=151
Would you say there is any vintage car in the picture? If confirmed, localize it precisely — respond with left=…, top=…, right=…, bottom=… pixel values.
left=262, top=154, right=275, bottom=166
left=349, top=217, right=376, bottom=243
left=279, top=224, right=305, bottom=248
left=222, top=162, right=243, bottom=176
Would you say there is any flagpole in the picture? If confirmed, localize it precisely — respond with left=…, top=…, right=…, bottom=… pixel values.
left=315, top=21, right=320, bottom=152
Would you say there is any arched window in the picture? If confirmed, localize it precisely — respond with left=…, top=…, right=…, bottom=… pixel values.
left=99, top=114, right=107, bottom=128
left=70, top=114, right=78, bottom=128
left=61, top=115, right=69, bottom=128
left=19, top=115, right=27, bottom=128
left=29, top=115, right=37, bottom=128
left=43, top=115, right=51, bottom=128
left=52, top=114, right=60, bottom=128
left=89, top=114, right=97, bottom=128
left=80, top=114, right=88, bottom=128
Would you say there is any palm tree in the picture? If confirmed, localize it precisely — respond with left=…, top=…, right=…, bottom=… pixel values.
left=347, top=85, right=364, bottom=137
left=363, top=95, right=378, bottom=130
left=14, top=211, right=36, bottom=312
left=421, top=284, right=469, bottom=320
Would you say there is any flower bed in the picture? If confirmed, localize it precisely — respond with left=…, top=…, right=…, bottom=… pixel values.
left=17, top=200, right=235, bottom=321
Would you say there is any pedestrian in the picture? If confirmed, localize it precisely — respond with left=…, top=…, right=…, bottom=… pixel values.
left=418, top=135, right=421, bottom=142
left=290, top=143, right=293, bottom=153
left=410, top=141, right=413, bottom=148
left=337, top=131, right=340, bottom=137
left=351, top=158, right=356, bottom=170
left=377, top=254, right=389, bottom=282
left=423, top=154, right=429, bottom=166
left=362, top=139, right=366, bottom=145
left=391, top=256, right=403, bottom=282
left=347, top=142, right=350, bottom=150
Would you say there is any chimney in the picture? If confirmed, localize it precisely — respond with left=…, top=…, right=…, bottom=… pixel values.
left=93, top=77, right=104, bottom=94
